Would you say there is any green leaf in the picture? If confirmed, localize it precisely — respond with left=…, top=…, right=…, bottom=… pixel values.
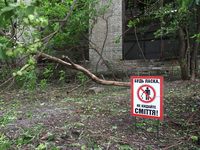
left=115, top=37, right=120, bottom=43
left=1, top=4, right=19, bottom=13
left=191, top=136, right=198, bottom=142
left=3, top=10, right=15, bottom=20
left=0, top=3, right=20, bottom=21
left=191, top=34, right=197, bottom=38
left=127, top=20, right=134, bottom=28
left=147, top=127, right=153, bottom=132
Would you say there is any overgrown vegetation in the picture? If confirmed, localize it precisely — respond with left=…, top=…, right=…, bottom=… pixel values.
left=0, top=80, right=200, bottom=149
left=127, top=0, right=200, bottom=80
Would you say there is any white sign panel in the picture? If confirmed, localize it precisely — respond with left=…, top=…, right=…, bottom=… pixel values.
left=131, top=76, right=163, bottom=119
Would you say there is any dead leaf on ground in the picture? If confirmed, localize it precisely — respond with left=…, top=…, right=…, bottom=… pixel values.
left=40, top=132, right=52, bottom=140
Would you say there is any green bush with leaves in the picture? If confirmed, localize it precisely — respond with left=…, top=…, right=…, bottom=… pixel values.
left=0, top=0, right=111, bottom=90
left=16, top=69, right=38, bottom=91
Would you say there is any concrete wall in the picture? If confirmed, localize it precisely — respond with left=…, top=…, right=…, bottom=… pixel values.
left=89, top=0, right=123, bottom=72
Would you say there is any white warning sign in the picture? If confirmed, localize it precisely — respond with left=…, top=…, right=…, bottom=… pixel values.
left=131, top=76, right=163, bottom=119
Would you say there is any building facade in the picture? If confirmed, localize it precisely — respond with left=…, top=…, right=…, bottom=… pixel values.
left=89, top=0, right=179, bottom=76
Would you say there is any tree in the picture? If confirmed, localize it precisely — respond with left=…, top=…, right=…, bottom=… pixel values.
left=0, top=0, right=131, bottom=89
left=128, top=0, right=200, bottom=81
left=177, top=0, right=200, bottom=80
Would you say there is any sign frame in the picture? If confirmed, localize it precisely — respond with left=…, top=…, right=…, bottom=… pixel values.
left=131, top=76, right=163, bottom=119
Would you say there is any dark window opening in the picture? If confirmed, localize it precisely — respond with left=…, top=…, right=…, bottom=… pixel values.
left=122, top=0, right=177, bottom=60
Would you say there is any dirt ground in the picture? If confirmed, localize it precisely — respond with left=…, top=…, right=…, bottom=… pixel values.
left=1, top=79, right=200, bottom=149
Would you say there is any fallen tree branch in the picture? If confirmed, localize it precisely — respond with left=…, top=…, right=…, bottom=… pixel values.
left=37, top=52, right=131, bottom=87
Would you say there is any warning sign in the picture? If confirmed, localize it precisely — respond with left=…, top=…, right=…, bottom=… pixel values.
left=131, top=76, right=163, bottom=119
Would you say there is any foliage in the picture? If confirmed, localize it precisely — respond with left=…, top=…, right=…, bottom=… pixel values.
left=39, top=79, right=47, bottom=89
left=126, top=0, right=200, bottom=80
left=77, top=71, right=87, bottom=83
left=191, top=135, right=198, bottom=142
left=0, top=0, right=111, bottom=90
left=0, top=66, right=11, bottom=82
left=16, top=69, right=38, bottom=91
left=59, top=70, right=67, bottom=84
left=36, top=0, right=103, bottom=55
left=177, top=0, right=200, bottom=9
left=43, top=64, right=55, bottom=79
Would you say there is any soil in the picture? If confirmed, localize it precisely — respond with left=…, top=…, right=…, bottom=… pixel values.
left=1, top=79, right=200, bottom=149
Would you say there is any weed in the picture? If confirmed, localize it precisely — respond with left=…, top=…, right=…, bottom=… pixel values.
left=40, top=79, right=47, bottom=89
left=0, top=133, right=10, bottom=149
left=35, top=143, right=47, bottom=150
left=70, top=143, right=81, bottom=147
left=77, top=72, right=87, bottom=83
left=43, top=64, right=55, bottom=79
left=59, top=70, right=66, bottom=84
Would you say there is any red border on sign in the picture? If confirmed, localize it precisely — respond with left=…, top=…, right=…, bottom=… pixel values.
left=131, top=76, right=163, bottom=120
left=137, top=84, right=156, bottom=103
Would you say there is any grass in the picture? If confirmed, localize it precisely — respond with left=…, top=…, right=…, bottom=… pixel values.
left=0, top=81, right=200, bottom=149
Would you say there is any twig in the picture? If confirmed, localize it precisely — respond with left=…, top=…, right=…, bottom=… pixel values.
left=134, top=27, right=147, bottom=64
left=106, top=141, right=111, bottom=150
left=5, top=0, right=16, bottom=38
left=16, top=53, right=31, bottom=65
left=65, top=138, right=76, bottom=141
left=85, top=35, right=117, bottom=81
left=186, top=104, right=200, bottom=126
left=163, top=142, right=183, bottom=150
left=109, top=0, right=159, bottom=41
left=101, top=74, right=105, bottom=80
left=3, top=77, right=15, bottom=91
left=0, top=64, right=30, bottom=91
left=16, top=25, right=25, bottom=40
left=137, top=0, right=151, bottom=6
left=76, top=47, right=88, bottom=69
left=95, top=13, right=112, bottom=75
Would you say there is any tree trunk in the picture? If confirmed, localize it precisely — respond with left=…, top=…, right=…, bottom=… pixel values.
left=177, top=27, right=189, bottom=80
left=190, top=5, right=200, bottom=81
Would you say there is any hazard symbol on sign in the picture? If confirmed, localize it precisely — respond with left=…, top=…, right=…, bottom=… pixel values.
left=137, top=85, right=156, bottom=103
